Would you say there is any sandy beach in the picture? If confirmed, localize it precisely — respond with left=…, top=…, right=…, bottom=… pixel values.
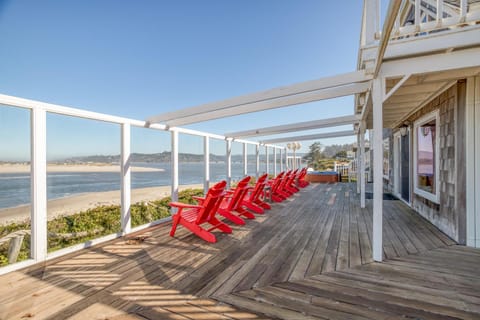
left=0, top=184, right=203, bottom=225
left=0, top=163, right=164, bottom=174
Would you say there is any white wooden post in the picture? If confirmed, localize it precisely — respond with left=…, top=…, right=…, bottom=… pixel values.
left=436, top=0, right=443, bottom=26
left=460, top=0, right=467, bottom=21
left=360, top=122, right=366, bottom=208
left=265, top=146, right=269, bottom=175
left=415, top=0, right=421, bottom=29
left=365, top=0, right=379, bottom=45
left=31, top=107, right=47, bottom=261
left=273, top=147, right=277, bottom=176
left=171, top=130, right=179, bottom=213
left=466, top=76, right=480, bottom=247
left=357, top=133, right=361, bottom=193
left=121, top=123, right=131, bottom=235
left=372, top=78, right=384, bottom=261
left=204, top=136, right=210, bottom=194
left=243, top=143, right=248, bottom=177
left=476, top=76, right=480, bottom=248
left=255, top=144, right=260, bottom=179
left=280, top=148, right=284, bottom=172
left=226, top=139, right=232, bottom=188
left=285, top=149, right=290, bottom=170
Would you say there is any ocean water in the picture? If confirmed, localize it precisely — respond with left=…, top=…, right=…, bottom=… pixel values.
left=0, top=162, right=264, bottom=209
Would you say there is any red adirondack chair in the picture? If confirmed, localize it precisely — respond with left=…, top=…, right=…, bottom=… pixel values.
left=217, top=176, right=254, bottom=224
left=169, top=181, right=232, bottom=243
left=242, top=173, right=270, bottom=213
left=266, top=171, right=288, bottom=202
left=298, top=168, right=310, bottom=188
left=284, top=169, right=300, bottom=194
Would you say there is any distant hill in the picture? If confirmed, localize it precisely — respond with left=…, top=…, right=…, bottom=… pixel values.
left=59, top=152, right=277, bottom=164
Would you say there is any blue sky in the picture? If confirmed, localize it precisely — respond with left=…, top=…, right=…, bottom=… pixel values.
left=0, top=1, right=386, bottom=160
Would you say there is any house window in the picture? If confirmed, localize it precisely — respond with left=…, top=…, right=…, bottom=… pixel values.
left=383, top=138, right=389, bottom=179
left=413, top=110, right=439, bottom=203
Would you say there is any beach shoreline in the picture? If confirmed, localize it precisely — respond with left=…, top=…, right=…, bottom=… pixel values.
left=0, top=163, right=164, bottom=174
left=0, top=184, right=203, bottom=225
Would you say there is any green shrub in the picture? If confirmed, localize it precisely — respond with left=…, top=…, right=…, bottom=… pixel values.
left=0, top=188, right=203, bottom=266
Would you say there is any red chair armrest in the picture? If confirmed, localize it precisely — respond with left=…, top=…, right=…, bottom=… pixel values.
left=169, top=202, right=203, bottom=209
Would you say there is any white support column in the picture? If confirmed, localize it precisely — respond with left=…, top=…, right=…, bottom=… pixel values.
left=360, top=122, right=366, bottom=208
left=436, top=0, right=443, bottom=26
left=365, top=0, right=379, bottom=45
left=121, top=123, right=131, bottom=235
left=226, top=139, right=232, bottom=188
left=204, top=136, right=210, bottom=194
left=255, top=144, right=260, bottom=179
left=286, top=149, right=289, bottom=170
left=466, top=76, right=480, bottom=247
left=265, top=146, right=269, bottom=175
left=460, top=0, right=467, bottom=20
left=357, top=133, right=361, bottom=193
left=273, top=147, right=277, bottom=176
left=415, top=0, right=421, bottom=29
left=171, top=130, right=179, bottom=213
left=475, top=76, right=480, bottom=248
left=31, top=107, right=47, bottom=261
left=280, top=149, right=284, bottom=172
left=372, top=78, right=384, bottom=262
left=243, top=143, right=248, bottom=177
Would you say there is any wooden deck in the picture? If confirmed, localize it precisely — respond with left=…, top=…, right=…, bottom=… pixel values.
left=1, top=183, right=479, bottom=320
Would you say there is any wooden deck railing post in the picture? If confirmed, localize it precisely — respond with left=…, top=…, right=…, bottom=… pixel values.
left=255, top=144, right=260, bottom=179
left=265, top=146, right=269, bottom=175
left=273, top=147, right=277, bottom=176
left=279, top=148, right=284, bottom=172
left=360, top=121, right=366, bottom=208
left=357, top=133, right=361, bottom=193
left=31, top=107, right=47, bottom=262
left=226, top=139, right=232, bottom=188
left=243, top=143, right=248, bottom=177
left=171, top=129, right=179, bottom=214
left=204, top=136, right=210, bottom=194
left=121, top=123, right=131, bottom=235
left=372, top=78, right=384, bottom=262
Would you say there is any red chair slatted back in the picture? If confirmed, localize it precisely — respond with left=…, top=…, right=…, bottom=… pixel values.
left=270, top=171, right=285, bottom=193
left=229, top=176, right=251, bottom=210
left=250, top=173, right=267, bottom=201
left=196, top=182, right=225, bottom=224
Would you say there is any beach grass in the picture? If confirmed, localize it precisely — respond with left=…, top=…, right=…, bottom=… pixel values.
left=0, top=188, right=203, bottom=266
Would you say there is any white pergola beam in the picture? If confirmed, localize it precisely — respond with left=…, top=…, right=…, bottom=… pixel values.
left=381, top=47, right=480, bottom=78
left=160, top=82, right=371, bottom=127
left=260, top=130, right=355, bottom=144
left=147, top=70, right=372, bottom=124
left=226, top=114, right=360, bottom=138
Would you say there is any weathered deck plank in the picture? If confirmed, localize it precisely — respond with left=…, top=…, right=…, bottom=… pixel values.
left=0, top=183, right=479, bottom=320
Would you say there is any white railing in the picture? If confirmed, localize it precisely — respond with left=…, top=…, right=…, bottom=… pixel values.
left=391, top=0, right=480, bottom=39
left=0, top=93, right=286, bottom=274
left=361, top=0, right=480, bottom=47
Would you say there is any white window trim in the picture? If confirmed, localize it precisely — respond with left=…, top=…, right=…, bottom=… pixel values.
left=413, top=109, right=440, bottom=203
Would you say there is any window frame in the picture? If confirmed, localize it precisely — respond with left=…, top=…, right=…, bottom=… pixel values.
left=413, top=110, right=440, bottom=203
